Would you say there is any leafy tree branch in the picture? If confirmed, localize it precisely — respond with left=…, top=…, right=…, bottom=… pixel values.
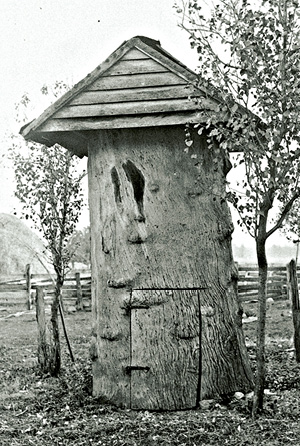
left=9, top=82, right=86, bottom=375
left=176, top=0, right=300, bottom=417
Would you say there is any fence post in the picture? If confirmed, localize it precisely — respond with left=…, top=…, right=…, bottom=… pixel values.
left=36, top=286, right=49, bottom=372
left=26, top=264, right=31, bottom=310
left=286, top=259, right=300, bottom=362
left=75, top=272, right=83, bottom=310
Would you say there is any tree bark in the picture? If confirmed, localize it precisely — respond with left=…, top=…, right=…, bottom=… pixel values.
left=252, top=216, right=268, bottom=418
left=26, top=264, right=31, bottom=310
left=49, top=275, right=62, bottom=376
left=89, top=126, right=253, bottom=409
left=35, top=286, right=50, bottom=372
left=287, top=259, right=300, bottom=362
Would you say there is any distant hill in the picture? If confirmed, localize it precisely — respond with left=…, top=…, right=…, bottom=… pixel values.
left=0, top=213, right=51, bottom=275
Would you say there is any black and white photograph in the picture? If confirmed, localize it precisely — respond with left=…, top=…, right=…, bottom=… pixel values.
left=1, top=1, right=300, bottom=444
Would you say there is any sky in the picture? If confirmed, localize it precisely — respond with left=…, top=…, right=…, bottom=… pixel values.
left=0, top=0, right=295, bottom=262
left=0, top=0, right=198, bottom=217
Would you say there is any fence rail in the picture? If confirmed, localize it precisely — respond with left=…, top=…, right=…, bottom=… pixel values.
left=0, top=264, right=91, bottom=310
left=238, top=265, right=288, bottom=302
left=0, top=264, right=296, bottom=309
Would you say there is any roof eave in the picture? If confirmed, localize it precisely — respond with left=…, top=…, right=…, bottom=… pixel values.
left=20, top=36, right=207, bottom=143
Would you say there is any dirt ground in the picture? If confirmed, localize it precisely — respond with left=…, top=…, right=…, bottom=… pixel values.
left=0, top=300, right=300, bottom=445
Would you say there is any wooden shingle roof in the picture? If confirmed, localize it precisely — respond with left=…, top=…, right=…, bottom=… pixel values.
left=20, top=36, right=219, bottom=157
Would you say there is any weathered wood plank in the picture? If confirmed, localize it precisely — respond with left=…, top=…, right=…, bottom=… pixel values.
left=30, top=274, right=91, bottom=281
left=89, top=72, right=187, bottom=90
left=31, top=274, right=55, bottom=279
left=122, top=48, right=150, bottom=60
left=38, top=290, right=91, bottom=298
left=133, top=38, right=200, bottom=84
left=91, top=288, right=131, bottom=407
left=238, top=282, right=284, bottom=292
left=38, top=111, right=209, bottom=132
left=105, top=58, right=169, bottom=76
left=0, top=268, right=92, bottom=312
left=31, top=285, right=91, bottom=293
left=238, top=277, right=285, bottom=284
left=0, top=280, right=26, bottom=286
left=238, top=265, right=289, bottom=272
left=54, top=98, right=202, bottom=118
left=21, top=36, right=201, bottom=141
left=266, top=290, right=286, bottom=296
left=267, top=281, right=286, bottom=287
left=238, top=277, right=261, bottom=283
left=130, top=289, right=200, bottom=410
left=238, top=285, right=259, bottom=292
left=70, top=85, right=197, bottom=106
left=0, top=274, right=26, bottom=283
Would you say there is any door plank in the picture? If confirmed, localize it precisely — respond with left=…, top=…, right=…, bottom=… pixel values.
left=130, top=289, right=201, bottom=410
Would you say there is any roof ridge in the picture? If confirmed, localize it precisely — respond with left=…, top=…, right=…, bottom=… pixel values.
left=20, top=36, right=199, bottom=141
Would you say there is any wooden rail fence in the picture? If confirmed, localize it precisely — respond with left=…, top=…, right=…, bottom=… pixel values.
left=238, top=265, right=288, bottom=302
left=0, top=264, right=91, bottom=310
left=0, top=264, right=295, bottom=309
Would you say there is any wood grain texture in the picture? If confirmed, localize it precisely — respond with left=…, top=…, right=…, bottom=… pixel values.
left=69, top=85, right=197, bottom=105
left=200, top=280, right=253, bottom=399
left=89, top=126, right=232, bottom=289
left=22, top=39, right=215, bottom=150
left=38, top=111, right=210, bottom=134
left=29, top=130, right=89, bottom=158
left=130, top=289, right=200, bottom=410
left=54, top=98, right=202, bottom=118
left=88, top=72, right=187, bottom=90
left=91, top=287, right=131, bottom=407
left=21, top=36, right=213, bottom=143
left=89, top=125, right=253, bottom=407
left=122, top=48, right=150, bottom=60
left=20, top=38, right=139, bottom=140
left=104, top=58, right=169, bottom=76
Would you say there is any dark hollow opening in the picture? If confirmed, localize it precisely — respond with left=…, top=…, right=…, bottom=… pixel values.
left=111, top=167, right=122, bottom=204
left=122, top=160, right=145, bottom=220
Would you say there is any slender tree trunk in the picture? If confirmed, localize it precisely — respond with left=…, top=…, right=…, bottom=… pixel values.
left=252, top=218, right=268, bottom=418
left=26, top=264, right=32, bottom=310
left=49, top=275, right=63, bottom=376
left=36, top=286, right=51, bottom=372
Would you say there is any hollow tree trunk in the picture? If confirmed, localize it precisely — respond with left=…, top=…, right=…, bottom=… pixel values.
left=88, top=126, right=253, bottom=409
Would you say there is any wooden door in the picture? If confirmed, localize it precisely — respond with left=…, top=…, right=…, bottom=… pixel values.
left=129, top=289, right=201, bottom=410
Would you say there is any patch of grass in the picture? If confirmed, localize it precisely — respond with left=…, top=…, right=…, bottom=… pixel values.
left=0, top=304, right=300, bottom=445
